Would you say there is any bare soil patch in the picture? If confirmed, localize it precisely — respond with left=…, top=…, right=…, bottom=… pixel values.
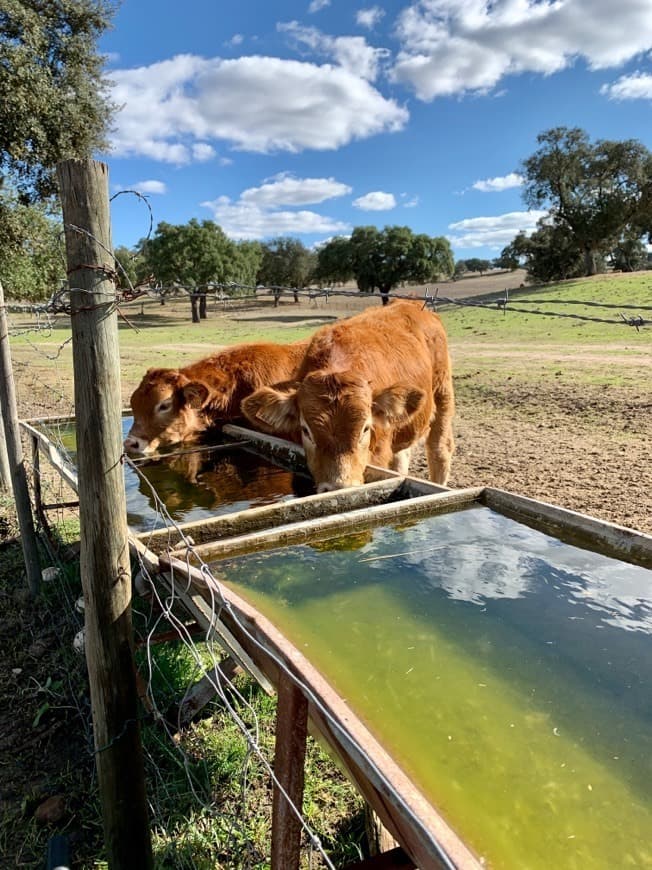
left=414, top=379, right=652, bottom=534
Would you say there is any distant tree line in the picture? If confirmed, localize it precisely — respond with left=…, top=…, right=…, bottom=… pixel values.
left=113, top=222, right=455, bottom=315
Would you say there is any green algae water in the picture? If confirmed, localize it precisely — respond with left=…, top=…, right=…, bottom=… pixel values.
left=40, top=419, right=311, bottom=532
left=212, top=505, right=652, bottom=869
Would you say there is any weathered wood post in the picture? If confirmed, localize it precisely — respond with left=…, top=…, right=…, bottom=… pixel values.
left=0, top=281, right=42, bottom=595
left=271, top=674, right=308, bottom=868
left=56, top=159, right=153, bottom=870
left=0, top=401, right=11, bottom=491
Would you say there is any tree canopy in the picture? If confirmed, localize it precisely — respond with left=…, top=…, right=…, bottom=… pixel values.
left=0, top=0, right=117, bottom=202
left=0, top=188, right=65, bottom=300
left=138, top=219, right=262, bottom=290
left=318, top=226, right=453, bottom=302
left=256, top=237, right=316, bottom=289
left=521, top=127, right=652, bottom=276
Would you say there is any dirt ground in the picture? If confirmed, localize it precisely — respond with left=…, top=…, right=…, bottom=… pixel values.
left=1, top=270, right=650, bottom=868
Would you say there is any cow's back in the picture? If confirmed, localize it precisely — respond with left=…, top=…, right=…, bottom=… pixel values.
left=298, top=300, right=447, bottom=391
left=185, top=339, right=309, bottom=416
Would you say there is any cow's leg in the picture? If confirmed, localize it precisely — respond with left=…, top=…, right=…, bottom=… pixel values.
left=425, top=383, right=455, bottom=485
left=390, top=447, right=412, bottom=476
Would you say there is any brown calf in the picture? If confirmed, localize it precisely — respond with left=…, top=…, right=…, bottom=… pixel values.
left=241, top=300, right=455, bottom=492
left=124, top=339, right=309, bottom=455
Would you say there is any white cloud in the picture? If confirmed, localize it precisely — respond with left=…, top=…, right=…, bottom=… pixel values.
left=403, top=195, right=419, bottom=208
left=278, top=21, right=390, bottom=81
left=472, top=172, right=524, bottom=193
left=240, top=173, right=352, bottom=207
left=601, top=71, right=652, bottom=101
left=191, top=143, right=217, bottom=162
left=201, top=195, right=350, bottom=241
left=109, top=53, right=407, bottom=161
left=227, top=34, right=244, bottom=46
left=447, top=210, right=548, bottom=249
left=392, top=0, right=652, bottom=100
left=126, top=179, right=167, bottom=195
left=308, top=0, right=330, bottom=11
left=353, top=191, right=397, bottom=210
left=356, top=7, right=386, bottom=30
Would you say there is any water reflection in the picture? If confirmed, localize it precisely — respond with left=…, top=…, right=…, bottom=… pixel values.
left=388, top=508, right=652, bottom=635
left=40, top=417, right=314, bottom=533
left=216, top=507, right=652, bottom=868
left=127, top=447, right=313, bottom=531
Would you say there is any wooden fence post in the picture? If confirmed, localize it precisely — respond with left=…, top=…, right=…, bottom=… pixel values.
left=56, top=159, right=153, bottom=870
left=0, top=281, right=42, bottom=595
left=271, top=673, right=308, bottom=869
left=0, top=401, right=12, bottom=491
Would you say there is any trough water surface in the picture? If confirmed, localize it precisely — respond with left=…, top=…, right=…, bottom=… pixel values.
left=212, top=505, right=652, bottom=869
left=40, top=418, right=311, bottom=532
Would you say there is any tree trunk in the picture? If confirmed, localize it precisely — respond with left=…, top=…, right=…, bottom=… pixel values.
left=199, top=292, right=207, bottom=319
left=584, top=246, right=597, bottom=276
left=190, top=293, right=200, bottom=323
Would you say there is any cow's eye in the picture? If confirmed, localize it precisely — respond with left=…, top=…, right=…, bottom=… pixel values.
left=300, top=423, right=314, bottom=443
left=156, top=401, right=172, bottom=414
left=360, top=423, right=372, bottom=441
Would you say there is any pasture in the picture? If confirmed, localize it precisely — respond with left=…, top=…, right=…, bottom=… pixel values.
left=9, top=268, right=652, bottom=531
left=1, top=269, right=650, bottom=867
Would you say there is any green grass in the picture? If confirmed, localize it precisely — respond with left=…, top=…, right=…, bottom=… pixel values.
left=442, top=272, right=651, bottom=346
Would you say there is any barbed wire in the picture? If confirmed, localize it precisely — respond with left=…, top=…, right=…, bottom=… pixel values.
left=127, top=455, right=338, bottom=867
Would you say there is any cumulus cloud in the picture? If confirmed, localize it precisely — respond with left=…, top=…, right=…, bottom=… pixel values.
left=356, top=7, right=386, bottom=30
left=240, top=173, right=352, bottom=207
left=601, top=71, right=652, bottom=101
left=201, top=173, right=351, bottom=240
left=447, top=210, right=548, bottom=249
left=201, top=195, right=350, bottom=240
left=353, top=191, right=397, bottom=210
left=308, top=0, right=330, bottom=11
left=109, top=53, right=407, bottom=161
left=472, top=172, right=524, bottom=193
left=391, top=0, right=652, bottom=100
left=124, top=179, right=167, bottom=195
left=278, top=21, right=390, bottom=81
left=191, top=143, right=217, bottom=162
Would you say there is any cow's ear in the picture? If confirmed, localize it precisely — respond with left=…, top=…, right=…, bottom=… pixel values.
left=372, top=385, right=425, bottom=424
left=241, top=385, right=299, bottom=437
left=182, top=381, right=211, bottom=409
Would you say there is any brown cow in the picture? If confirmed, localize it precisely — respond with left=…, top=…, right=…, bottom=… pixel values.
left=241, top=300, right=455, bottom=492
left=124, top=339, right=309, bottom=455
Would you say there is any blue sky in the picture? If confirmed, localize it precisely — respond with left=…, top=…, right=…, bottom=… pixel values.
left=100, top=0, right=652, bottom=261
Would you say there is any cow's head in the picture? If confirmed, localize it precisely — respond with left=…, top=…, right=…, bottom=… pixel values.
left=123, top=367, right=233, bottom=455
left=242, top=371, right=426, bottom=492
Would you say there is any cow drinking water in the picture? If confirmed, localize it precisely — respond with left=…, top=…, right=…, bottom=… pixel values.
left=241, top=300, right=455, bottom=492
left=124, top=339, right=309, bottom=455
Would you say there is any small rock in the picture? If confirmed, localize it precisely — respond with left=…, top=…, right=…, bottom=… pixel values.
left=41, top=566, right=61, bottom=583
left=34, top=794, right=66, bottom=825
left=74, top=596, right=85, bottom=613
left=73, top=629, right=85, bottom=655
left=28, top=639, right=49, bottom=660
